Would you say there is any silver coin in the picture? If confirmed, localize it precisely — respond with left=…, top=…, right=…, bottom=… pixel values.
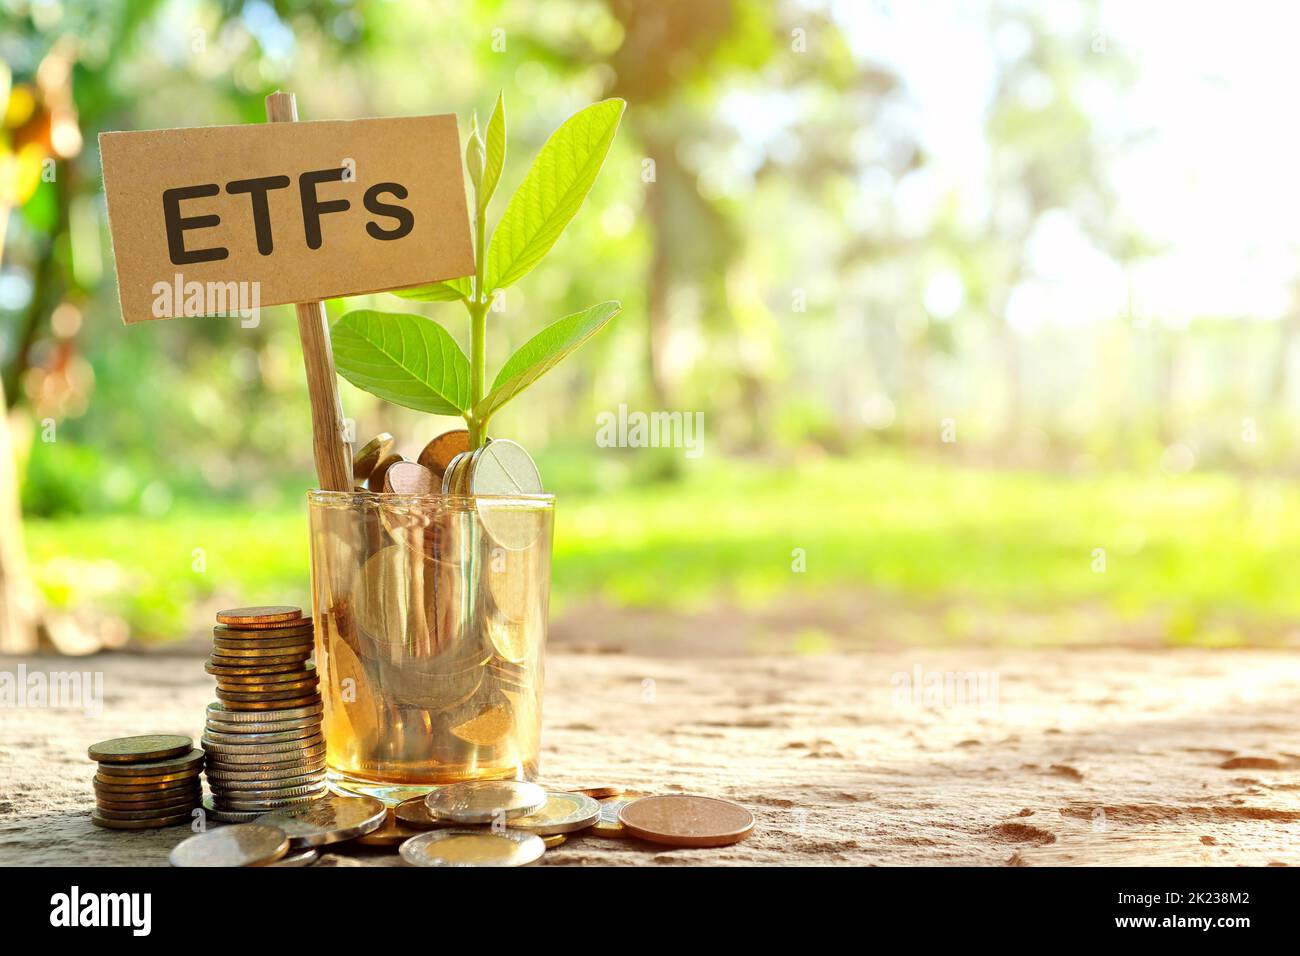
left=206, top=717, right=322, bottom=735
left=201, top=726, right=322, bottom=746
left=399, top=828, right=545, bottom=867
left=268, top=847, right=319, bottom=867
left=469, top=440, right=544, bottom=550
left=210, top=782, right=327, bottom=803
left=205, top=759, right=327, bottom=778
left=201, top=733, right=324, bottom=755
left=506, top=791, right=601, bottom=835
left=255, top=794, right=387, bottom=848
left=207, top=771, right=327, bottom=791
left=214, top=792, right=326, bottom=812
left=207, top=701, right=323, bottom=723
left=200, top=795, right=262, bottom=823
left=202, top=743, right=325, bottom=766
left=169, top=823, right=289, bottom=867
left=424, top=779, right=547, bottom=824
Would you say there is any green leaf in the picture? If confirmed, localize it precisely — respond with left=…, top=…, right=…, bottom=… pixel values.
left=485, top=98, right=625, bottom=292
left=479, top=93, right=506, bottom=214
left=332, top=310, right=472, bottom=415
left=391, top=275, right=473, bottom=302
left=474, top=301, right=621, bottom=422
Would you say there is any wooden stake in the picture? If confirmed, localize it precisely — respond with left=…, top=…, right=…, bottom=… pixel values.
left=264, top=91, right=353, bottom=492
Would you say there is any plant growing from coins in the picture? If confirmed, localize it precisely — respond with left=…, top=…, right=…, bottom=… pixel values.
left=330, top=96, right=625, bottom=451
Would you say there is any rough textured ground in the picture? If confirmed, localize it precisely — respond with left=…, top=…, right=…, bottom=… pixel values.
left=2, top=646, right=1299, bottom=866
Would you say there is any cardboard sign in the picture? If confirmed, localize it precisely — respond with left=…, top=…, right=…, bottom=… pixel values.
left=99, top=115, right=474, bottom=323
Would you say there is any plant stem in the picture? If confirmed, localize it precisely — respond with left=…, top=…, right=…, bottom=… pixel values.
left=466, top=185, right=490, bottom=449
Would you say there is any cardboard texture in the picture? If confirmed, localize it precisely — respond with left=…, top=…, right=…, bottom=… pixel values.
left=99, top=114, right=474, bottom=323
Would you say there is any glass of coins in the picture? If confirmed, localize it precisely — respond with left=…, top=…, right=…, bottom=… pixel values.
left=307, top=487, right=553, bottom=799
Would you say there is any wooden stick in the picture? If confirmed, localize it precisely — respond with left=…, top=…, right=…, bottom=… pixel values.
left=264, top=91, right=353, bottom=492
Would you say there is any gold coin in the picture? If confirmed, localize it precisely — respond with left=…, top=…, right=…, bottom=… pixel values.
left=367, top=453, right=404, bottom=493
left=215, top=683, right=319, bottom=702
left=94, top=749, right=204, bottom=777
left=394, top=795, right=455, bottom=831
left=215, top=677, right=319, bottom=695
left=93, top=799, right=201, bottom=821
left=507, top=791, right=601, bottom=835
left=169, top=823, right=289, bottom=867
left=424, top=780, right=546, bottom=824
left=417, top=429, right=470, bottom=479
left=214, top=663, right=317, bottom=684
left=91, top=809, right=193, bottom=829
left=383, top=460, right=436, bottom=496
left=399, top=829, right=544, bottom=867
left=216, top=606, right=302, bottom=626
left=353, top=810, right=425, bottom=847
left=87, top=735, right=193, bottom=764
left=95, top=796, right=199, bottom=815
left=94, top=774, right=202, bottom=792
left=210, top=643, right=313, bottom=659
left=353, top=433, right=395, bottom=484
left=209, top=656, right=312, bottom=672
left=255, top=794, right=387, bottom=847
left=542, top=834, right=567, bottom=849
left=218, top=695, right=321, bottom=712
left=205, top=660, right=311, bottom=677
left=94, top=784, right=201, bottom=804
left=212, top=634, right=315, bottom=651
left=585, top=795, right=637, bottom=838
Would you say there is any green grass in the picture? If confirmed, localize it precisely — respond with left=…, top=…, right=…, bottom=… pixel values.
left=24, top=453, right=1300, bottom=642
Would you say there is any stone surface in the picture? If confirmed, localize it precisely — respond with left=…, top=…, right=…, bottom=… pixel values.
left=2, top=647, right=1299, bottom=866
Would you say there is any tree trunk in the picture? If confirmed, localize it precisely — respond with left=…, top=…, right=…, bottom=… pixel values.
left=0, top=384, right=37, bottom=653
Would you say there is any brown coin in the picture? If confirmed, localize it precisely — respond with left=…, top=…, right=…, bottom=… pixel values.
left=209, top=654, right=312, bottom=670
left=559, top=785, right=624, bottom=800
left=91, top=809, right=194, bottom=829
left=94, top=784, right=201, bottom=804
left=216, top=606, right=302, bottom=626
left=383, top=460, right=435, bottom=496
left=213, top=633, right=316, bottom=651
left=394, top=795, right=456, bottom=831
left=214, top=664, right=317, bottom=685
left=417, top=429, right=470, bottom=479
left=216, top=674, right=318, bottom=692
left=367, top=453, right=404, bottom=493
left=87, top=735, right=193, bottom=764
left=217, top=695, right=321, bottom=712
left=94, top=774, right=202, bottom=793
left=94, top=749, right=204, bottom=777
left=205, top=660, right=309, bottom=677
left=95, top=796, right=200, bottom=814
left=93, top=799, right=201, bottom=821
left=212, top=621, right=314, bottom=640
left=542, top=834, right=567, bottom=849
left=216, top=682, right=319, bottom=701
left=215, top=617, right=315, bottom=632
left=353, top=433, right=395, bottom=484
left=617, top=795, right=754, bottom=848
left=209, top=642, right=313, bottom=659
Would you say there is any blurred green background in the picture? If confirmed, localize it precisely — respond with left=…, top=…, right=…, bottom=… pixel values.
left=4, top=0, right=1300, bottom=652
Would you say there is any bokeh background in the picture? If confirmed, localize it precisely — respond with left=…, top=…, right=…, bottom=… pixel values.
left=3, top=0, right=1299, bottom=654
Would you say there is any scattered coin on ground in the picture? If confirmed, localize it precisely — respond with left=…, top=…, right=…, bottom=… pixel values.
left=399, top=829, right=545, bottom=867
left=169, top=823, right=290, bottom=867
left=255, top=794, right=387, bottom=847
left=617, top=795, right=755, bottom=848
left=507, top=791, right=600, bottom=835
left=424, top=780, right=547, bottom=824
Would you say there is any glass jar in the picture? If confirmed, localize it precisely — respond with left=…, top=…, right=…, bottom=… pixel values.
left=307, top=489, right=553, bottom=799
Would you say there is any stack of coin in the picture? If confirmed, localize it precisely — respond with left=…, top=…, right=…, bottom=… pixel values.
left=202, top=606, right=327, bottom=821
left=88, top=735, right=203, bottom=830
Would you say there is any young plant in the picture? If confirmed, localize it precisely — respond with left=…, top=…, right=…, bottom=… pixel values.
left=330, top=95, right=626, bottom=450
